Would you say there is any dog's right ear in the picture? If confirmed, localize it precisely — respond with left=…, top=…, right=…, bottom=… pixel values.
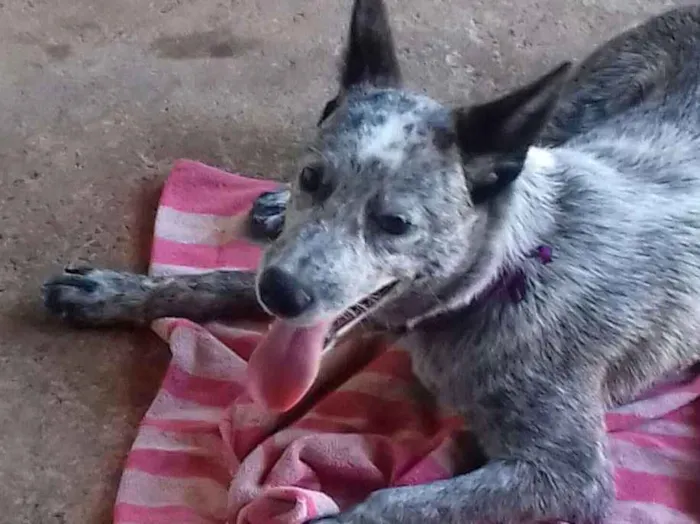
left=341, top=0, right=402, bottom=90
left=452, top=62, right=572, bottom=204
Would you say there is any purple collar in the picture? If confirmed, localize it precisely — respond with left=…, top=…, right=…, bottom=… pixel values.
left=471, top=245, right=553, bottom=307
left=389, top=245, right=553, bottom=336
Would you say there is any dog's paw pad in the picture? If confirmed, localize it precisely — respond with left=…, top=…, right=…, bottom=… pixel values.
left=42, top=268, right=142, bottom=326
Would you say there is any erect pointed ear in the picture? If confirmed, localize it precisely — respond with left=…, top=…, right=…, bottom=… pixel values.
left=452, top=62, right=572, bottom=204
left=340, top=0, right=402, bottom=90
left=318, top=1, right=401, bottom=126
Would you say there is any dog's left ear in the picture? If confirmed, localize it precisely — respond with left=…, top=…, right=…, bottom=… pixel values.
left=319, top=0, right=401, bottom=126
left=452, top=61, right=572, bottom=204
left=341, top=0, right=402, bottom=90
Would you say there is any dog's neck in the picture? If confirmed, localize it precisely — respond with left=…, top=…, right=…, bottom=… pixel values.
left=377, top=146, right=562, bottom=332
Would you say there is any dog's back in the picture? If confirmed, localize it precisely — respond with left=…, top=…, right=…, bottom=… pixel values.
left=543, top=5, right=700, bottom=146
left=534, top=6, right=700, bottom=404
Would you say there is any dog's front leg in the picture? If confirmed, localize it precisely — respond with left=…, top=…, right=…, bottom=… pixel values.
left=312, top=390, right=613, bottom=524
left=42, top=188, right=291, bottom=326
left=43, top=267, right=264, bottom=326
left=314, top=456, right=611, bottom=524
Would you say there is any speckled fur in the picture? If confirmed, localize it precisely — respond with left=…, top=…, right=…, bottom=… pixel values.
left=43, top=3, right=700, bottom=523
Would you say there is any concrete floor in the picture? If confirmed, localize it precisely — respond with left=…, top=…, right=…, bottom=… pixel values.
left=0, top=0, right=688, bottom=522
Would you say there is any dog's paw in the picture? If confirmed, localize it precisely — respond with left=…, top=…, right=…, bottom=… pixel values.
left=249, top=188, right=289, bottom=241
left=42, top=267, right=148, bottom=326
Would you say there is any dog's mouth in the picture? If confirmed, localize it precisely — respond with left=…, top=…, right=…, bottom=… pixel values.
left=246, top=279, right=401, bottom=413
left=325, top=279, right=400, bottom=349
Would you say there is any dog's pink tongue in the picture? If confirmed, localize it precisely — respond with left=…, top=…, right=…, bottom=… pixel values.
left=247, top=319, right=331, bottom=412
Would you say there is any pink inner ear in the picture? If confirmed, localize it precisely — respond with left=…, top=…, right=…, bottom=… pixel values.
left=247, top=319, right=332, bottom=412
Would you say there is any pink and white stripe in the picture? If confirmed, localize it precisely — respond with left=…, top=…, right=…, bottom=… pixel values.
left=114, top=160, right=700, bottom=523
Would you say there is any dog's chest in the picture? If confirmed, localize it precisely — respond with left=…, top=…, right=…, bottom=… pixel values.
left=398, top=330, right=477, bottom=411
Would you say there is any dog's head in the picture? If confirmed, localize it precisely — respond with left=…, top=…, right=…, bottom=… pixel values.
left=256, top=0, right=571, bottom=336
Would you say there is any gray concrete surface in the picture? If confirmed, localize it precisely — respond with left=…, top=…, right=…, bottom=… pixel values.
left=0, top=0, right=687, bottom=522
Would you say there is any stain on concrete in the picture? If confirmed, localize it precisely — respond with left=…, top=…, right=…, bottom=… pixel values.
left=43, top=43, right=72, bottom=61
left=150, top=30, right=256, bottom=59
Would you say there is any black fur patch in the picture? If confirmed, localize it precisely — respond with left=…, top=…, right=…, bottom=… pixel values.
left=455, top=62, right=571, bottom=203
left=341, top=0, right=402, bottom=89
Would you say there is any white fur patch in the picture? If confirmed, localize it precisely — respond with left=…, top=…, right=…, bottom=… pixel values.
left=490, top=146, right=558, bottom=266
left=463, top=146, right=558, bottom=301
left=356, top=113, right=418, bottom=170
left=524, top=146, right=557, bottom=174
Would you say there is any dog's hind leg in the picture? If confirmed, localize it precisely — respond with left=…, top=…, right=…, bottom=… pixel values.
left=248, top=187, right=290, bottom=242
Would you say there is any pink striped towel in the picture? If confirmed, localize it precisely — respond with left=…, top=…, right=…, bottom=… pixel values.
left=114, top=160, right=700, bottom=524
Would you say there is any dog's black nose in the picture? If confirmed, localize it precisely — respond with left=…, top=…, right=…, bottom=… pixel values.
left=258, top=266, right=316, bottom=319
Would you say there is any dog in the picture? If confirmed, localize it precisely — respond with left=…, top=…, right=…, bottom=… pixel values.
left=43, top=2, right=700, bottom=522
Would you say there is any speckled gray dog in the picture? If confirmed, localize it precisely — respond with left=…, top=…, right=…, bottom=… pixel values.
left=43, top=2, right=700, bottom=522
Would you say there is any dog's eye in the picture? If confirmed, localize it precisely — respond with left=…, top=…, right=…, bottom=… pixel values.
left=375, top=213, right=413, bottom=236
left=299, top=167, right=323, bottom=193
